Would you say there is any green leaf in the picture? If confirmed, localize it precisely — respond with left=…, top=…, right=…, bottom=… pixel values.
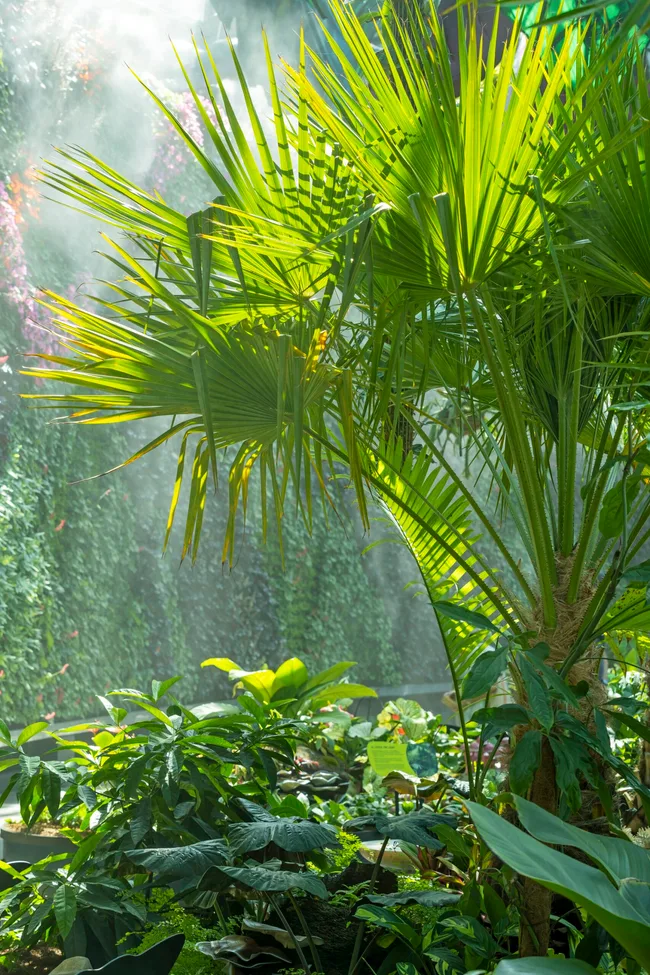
left=494, top=960, right=599, bottom=975
left=354, top=904, right=420, bottom=947
left=424, top=948, right=466, bottom=975
left=509, top=730, right=542, bottom=796
left=125, top=840, right=228, bottom=880
left=462, top=648, right=508, bottom=701
left=549, top=738, right=583, bottom=813
left=604, top=708, right=650, bottom=746
left=16, top=722, right=49, bottom=748
left=619, top=879, right=650, bottom=917
left=518, top=655, right=554, bottom=730
left=472, top=705, right=530, bottom=740
left=514, top=795, right=650, bottom=884
left=209, top=864, right=328, bottom=898
left=15, top=753, right=41, bottom=797
left=69, top=832, right=102, bottom=873
left=599, top=476, right=641, bottom=539
left=366, top=890, right=461, bottom=908
left=77, top=785, right=97, bottom=810
left=234, top=669, right=276, bottom=704
left=622, top=559, right=650, bottom=585
left=308, top=683, right=377, bottom=708
left=432, top=602, right=501, bottom=635
left=439, top=915, right=498, bottom=959
left=42, top=766, right=61, bottom=820
left=397, top=965, right=419, bottom=975
left=134, top=701, right=173, bottom=726
left=201, top=657, right=240, bottom=672
left=166, top=746, right=182, bottom=785
left=0, top=719, right=11, bottom=744
left=53, top=885, right=78, bottom=940
left=355, top=808, right=455, bottom=851
left=130, top=797, right=152, bottom=846
left=524, top=655, right=580, bottom=708
left=611, top=400, right=650, bottom=412
left=467, top=799, right=650, bottom=968
left=229, top=800, right=338, bottom=854
left=301, top=661, right=357, bottom=693
left=270, top=657, right=309, bottom=700
left=151, top=676, right=182, bottom=701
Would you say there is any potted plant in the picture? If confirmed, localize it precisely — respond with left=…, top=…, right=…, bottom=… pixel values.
left=0, top=719, right=85, bottom=863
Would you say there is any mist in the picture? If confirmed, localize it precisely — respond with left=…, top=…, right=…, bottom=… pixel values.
left=0, top=0, right=454, bottom=728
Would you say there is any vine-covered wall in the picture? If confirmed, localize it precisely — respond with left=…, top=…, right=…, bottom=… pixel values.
left=0, top=397, right=404, bottom=724
left=0, top=0, right=445, bottom=727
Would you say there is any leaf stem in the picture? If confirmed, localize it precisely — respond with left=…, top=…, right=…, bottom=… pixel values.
left=267, top=893, right=312, bottom=974
left=288, top=891, right=323, bottom=973
left=348, top=835, right=389, bottom=975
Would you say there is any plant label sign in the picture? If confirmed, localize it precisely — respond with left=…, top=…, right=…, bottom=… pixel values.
left=367, top=741, right=438, bottom=777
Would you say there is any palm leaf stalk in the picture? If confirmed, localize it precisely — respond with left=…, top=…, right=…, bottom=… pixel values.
left=23, top=0, right=650, bottom=954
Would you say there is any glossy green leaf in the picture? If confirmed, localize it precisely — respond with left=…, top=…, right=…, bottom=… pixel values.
left=509, top=730, right=542, bottom=796
left=494, top=959, right=599, bottom=975
left=270, top=657, right=309, bottom=700
left=16, top=722, right=49, bottom=748
left=462, top=648, right=508, bottom=701
left=209, top=864, right=328, bottom=898
left=53, top=885, right=78, bottom=940
left=308, top=683, right=377, bottom=708
left=366, top=890, right=461, bottom=908
left=125, top=840, right=229, bottom=880
left=467, top=799, right=650, bottom=967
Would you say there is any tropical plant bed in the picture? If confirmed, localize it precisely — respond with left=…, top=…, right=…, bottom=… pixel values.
left=6, top=4, right=650, bottom=970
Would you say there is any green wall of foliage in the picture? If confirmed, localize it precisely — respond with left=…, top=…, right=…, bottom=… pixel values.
left=0, top=380, right=400, bottom=725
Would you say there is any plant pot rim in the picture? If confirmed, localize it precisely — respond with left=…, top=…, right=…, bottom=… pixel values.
left=1, top=824, right=77, bottom=847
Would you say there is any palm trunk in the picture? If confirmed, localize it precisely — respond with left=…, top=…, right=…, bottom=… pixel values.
left=514, top=568, right=609, bottom=955
left=518, top=737, right=556, bottom=956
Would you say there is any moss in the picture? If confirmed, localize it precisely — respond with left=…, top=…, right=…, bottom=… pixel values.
left=127, top=892, right=227, bottom=975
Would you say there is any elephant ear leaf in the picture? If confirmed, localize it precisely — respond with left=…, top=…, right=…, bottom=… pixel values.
left=367, top=807, right=456, bottom=850
left=228, top=808, right=339, bottom=854
left=203, top=864, right=328, bottom=898
left=125, top=839, right=229, bottom=880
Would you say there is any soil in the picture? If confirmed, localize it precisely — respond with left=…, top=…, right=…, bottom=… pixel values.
left=0, top=945, right=63, bottom=975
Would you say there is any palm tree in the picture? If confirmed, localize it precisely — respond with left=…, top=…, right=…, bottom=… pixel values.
left=27, top=0, right=650, bottom=954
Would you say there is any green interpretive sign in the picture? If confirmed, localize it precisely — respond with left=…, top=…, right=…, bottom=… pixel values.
left=367, top=741, right=438, bottom=778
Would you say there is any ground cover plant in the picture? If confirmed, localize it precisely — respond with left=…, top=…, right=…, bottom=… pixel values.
left=7, top=0, right=650, bottom=971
